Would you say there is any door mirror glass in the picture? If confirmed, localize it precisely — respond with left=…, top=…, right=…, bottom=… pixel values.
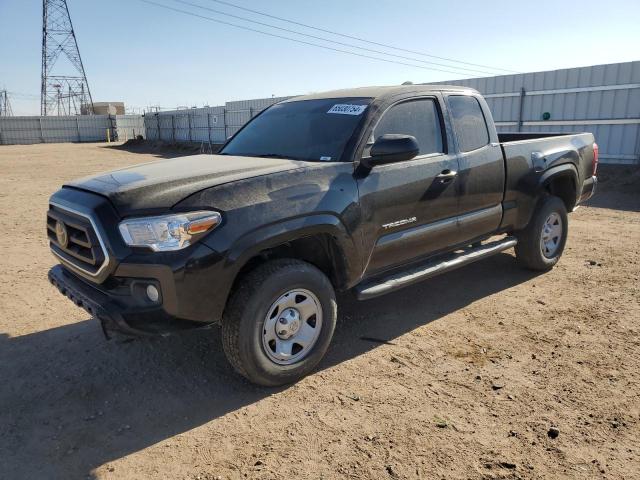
left=365, top=134, right=419, bottom=167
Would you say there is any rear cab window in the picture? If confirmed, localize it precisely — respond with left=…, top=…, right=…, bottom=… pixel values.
left=371, top=98, right=444, bottom=157
left=448, top=95, right=490, bottom=152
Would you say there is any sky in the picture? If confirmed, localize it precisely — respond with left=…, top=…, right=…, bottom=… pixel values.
left=1, top=0, right=639, bottom=115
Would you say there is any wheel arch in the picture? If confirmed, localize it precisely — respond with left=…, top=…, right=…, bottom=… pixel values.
left=226, top=214, right=360, bottom=294
left=508, top=163, right=579, bottom=233
left=538, top=163, right=579, bottom=212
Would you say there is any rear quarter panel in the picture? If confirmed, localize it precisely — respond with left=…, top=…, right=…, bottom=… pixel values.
left=500, top=132, right=595, bottom=231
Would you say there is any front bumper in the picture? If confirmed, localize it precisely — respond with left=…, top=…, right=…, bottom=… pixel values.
left=49, top=264, right=146, bottom=337
left=48, top=265, right=205, bottom=337
left=48, top=188, right=236, bottom=336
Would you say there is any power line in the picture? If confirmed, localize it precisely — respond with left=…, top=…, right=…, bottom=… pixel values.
left=205, top=0, right=519, bottom=74
left=138, top=0, right=486, bottom=77
left=170, top=0, right=497, bottom=76
left=7, top=91, right=41, bottom=99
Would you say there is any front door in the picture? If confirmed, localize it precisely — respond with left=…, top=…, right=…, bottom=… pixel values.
left=357, top=97, right=461, bottom=276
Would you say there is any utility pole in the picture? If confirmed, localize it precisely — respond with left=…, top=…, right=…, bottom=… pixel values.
left=55, top=84, right=62, bottom=115
left=41, top=0, right=93, bottom=116
left=0, top=90, right=14, bottom=116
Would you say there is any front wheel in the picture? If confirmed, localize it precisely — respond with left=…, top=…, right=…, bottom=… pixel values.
left=221, top=259, right=337, bottom=386
left=515, top=195, right=568, bottom=271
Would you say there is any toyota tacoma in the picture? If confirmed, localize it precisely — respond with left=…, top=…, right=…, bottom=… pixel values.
left=47, top=85, right=598, bottom=386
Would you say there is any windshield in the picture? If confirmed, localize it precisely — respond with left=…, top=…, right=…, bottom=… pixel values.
left=221, top=97, right=372, bottom=162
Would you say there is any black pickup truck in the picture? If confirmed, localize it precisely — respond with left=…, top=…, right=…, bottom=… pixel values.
left=47, top=85, right=598, bottom=385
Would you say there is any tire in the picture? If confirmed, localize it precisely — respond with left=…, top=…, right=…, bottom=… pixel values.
left=221, top=259, right=337, bottom=387
left=515, top=195, right=568, bottom=271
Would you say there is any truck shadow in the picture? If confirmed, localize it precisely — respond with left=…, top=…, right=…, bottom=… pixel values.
left=584, top=166, right=640, bottom=212
left=585, top=191, right=640, bottom=213
left=0, top=253, right=538, bottom=479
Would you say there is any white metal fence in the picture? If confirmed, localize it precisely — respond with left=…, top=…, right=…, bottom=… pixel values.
left=143, top=63, right=639, bottom=165
left=3, top=62, right=638, bottom=164
left=433, top=61, right=640, bottom=165
left=115, top=115, right=145, bottom=141
left=144, top=96, right=291, bottom=144
left=0, top=115, right=145, bottom=145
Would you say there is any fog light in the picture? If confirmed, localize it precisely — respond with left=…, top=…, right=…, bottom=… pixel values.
left=146, top=284, right=159, bottom=302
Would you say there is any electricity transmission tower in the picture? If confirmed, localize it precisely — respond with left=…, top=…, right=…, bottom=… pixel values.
left=0, top=90, right=13, bottom=116
left=40, top=0, right=93, bottom=116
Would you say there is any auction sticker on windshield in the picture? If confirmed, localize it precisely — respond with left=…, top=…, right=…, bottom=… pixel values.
left=327, top=104, right=367, bottom=115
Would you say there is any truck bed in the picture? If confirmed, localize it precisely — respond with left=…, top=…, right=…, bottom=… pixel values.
left=498, top=132, right=595, bottom=192
left=499, top=131, right=595, bottom=183
left=497, top=131, right=596, bottom=232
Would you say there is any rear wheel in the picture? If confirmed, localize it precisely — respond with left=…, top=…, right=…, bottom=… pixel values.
left=222, top=259, right=337, bottom=386
left=515, top=195, right=568, bottom=271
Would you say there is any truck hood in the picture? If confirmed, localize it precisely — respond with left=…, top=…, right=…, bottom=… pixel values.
left=65, top=154, right=309, bottom=215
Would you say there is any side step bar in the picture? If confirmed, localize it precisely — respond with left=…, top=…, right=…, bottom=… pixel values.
left=355, top=236, right=518, bottom=300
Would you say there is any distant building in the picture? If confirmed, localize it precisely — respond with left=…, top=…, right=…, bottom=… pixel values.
left=82, top=102, right=125, bottom=115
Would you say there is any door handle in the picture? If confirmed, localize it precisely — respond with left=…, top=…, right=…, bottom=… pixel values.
left=437, top=169, right=457, bottom=183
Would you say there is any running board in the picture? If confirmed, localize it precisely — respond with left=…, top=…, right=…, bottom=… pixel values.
left=355, top=236, right=518, bottom=300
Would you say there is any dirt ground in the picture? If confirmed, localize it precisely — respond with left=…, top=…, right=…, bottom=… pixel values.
left=0, top=142, right=639, bottom=480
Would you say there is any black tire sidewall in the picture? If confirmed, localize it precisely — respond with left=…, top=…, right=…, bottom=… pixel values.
left=525, top=195, right=568, bottom=269
left=234, top=262, right=336, bottom=386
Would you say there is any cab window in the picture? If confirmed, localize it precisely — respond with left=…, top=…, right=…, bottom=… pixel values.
left=448, top=95, right=490, bottom=152
left=372, top=98, right=444, bottom=156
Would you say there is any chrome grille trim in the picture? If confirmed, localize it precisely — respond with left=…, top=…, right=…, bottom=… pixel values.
left=48, top=201, right=111, bottom=281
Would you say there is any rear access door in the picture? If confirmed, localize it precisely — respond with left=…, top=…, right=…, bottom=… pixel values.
left=445, top=94, right=505, bottom=240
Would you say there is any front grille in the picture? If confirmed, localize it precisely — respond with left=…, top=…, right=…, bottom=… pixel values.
left=47, top=204, right=107, bottom=277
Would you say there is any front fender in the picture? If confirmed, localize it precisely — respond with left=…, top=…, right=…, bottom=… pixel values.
left=228, top=213, right=361, bottom=285
left=175, top=161, right=362, bottom=306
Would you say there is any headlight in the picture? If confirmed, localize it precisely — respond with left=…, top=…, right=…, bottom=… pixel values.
left=118, top=211, right=221, bottom=251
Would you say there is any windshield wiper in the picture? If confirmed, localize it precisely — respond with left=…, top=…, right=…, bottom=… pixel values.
left=254, top=153, right=307, bottom=161
left=221, top=152, right=312, bottom=161
left=256, top=153, right=292, bottom=159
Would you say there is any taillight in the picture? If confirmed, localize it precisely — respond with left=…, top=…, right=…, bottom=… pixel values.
left=592, top=142, right=599, bottom=176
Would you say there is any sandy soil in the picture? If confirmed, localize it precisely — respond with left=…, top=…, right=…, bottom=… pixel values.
left=0, top=142, right=639, bottom=480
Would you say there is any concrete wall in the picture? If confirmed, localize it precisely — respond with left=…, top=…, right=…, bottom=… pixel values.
left=91, top=102, right=126, bottom=115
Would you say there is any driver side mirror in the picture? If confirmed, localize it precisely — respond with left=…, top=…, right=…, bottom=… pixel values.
left=362, top=134, right=419, bottom=168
